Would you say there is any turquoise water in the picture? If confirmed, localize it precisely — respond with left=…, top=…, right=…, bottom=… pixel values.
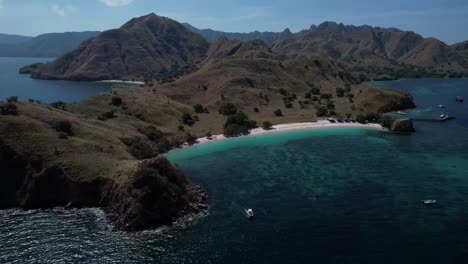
left=1, top=78, right=468, bottom=263
left=0, top=57, right=114, bottom=103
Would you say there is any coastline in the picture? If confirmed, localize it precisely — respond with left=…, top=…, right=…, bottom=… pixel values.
left=191, top=120, right=385, bottom=146
left=98, top=80, right=145, bottom=85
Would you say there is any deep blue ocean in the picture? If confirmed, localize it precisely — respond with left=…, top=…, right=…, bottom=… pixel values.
left=1, top=76, right=468, bottom=263
left=0, top=57, right=113, bottom=103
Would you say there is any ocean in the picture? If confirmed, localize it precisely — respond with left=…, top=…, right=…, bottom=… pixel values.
left=1, top=76, right=468, bottom=263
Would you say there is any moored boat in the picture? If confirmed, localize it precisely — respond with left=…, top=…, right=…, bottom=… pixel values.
left=245, top=208, right=254, bottom=219
left=396, top=111, right=406, bottom=115
left=456, top=96, right=464, bottom=102
left=422, top=200, right=437, bottom=205
left=438, top=105, right=447, bottom=109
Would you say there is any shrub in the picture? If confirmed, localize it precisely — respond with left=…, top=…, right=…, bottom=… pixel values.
left=128, top=141, right=156, bottom=160
left=54, top=120, right=73, bottom=135
left=7, top=96, right=18, bottom=103
left=177, top=125, right=185, bottom=131
left=310, top=88, right=321, bottom=95
left=356, top=114, right=367, bottom=124
left=278, top=88, right=288, bottom=96
left=205, top=132, right=213, bottom=138
left=218, top=102, right=237, bottom=116
left=0, top=103, right=18, bottom=115
left=285, top=102, right=293, bottom=108
left=182, top=113, right=195, bottom=126
left=336, top=87, right=345, bottom=97
left=311, top=96, right=319, bottom=102
left=138, top=126, right=163, bottom=142
left=50, top=101, right=67, bottom=110
left=185, top=132, right=198, bottom=145
left=98, top=110, right=116, bottom=120
left=111, top=96, right=123, bottom=106
left=326, top=101, right=335, bottom=110
left=262, top=121, right=273, bottom=130
left=304, top=92, right=312, bottom=99
left=223, top=112, right=257, bottom=137
left=193, top=104, right=204, bottom=113
left=320, top=94, right=332, bottom=100
left=253, top=107, right=259, bottom=113
left=316, top=106, right=328, bottom=117
left=274, top=109, right=283, bottom=117
left=328, top=110, right=337, bottom=116
left=156, top=138, right=172, bottom=154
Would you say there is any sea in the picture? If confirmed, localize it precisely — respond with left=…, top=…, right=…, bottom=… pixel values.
left=1, top=58, right=468, bottom=264
left=0, top=57, right=115, bottom=103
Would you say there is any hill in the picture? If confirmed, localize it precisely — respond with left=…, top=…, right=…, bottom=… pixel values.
left=0, top=32, right=99, bottom=58
left=0, top=33, right=32, bottom=45
left=183, top=23, right=294, bottom=44
left=274, top=22, right=467, bottom=79
left=25, top=14, right=209, bottom=81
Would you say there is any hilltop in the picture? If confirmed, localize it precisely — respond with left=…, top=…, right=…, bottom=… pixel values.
left=25, top=14, right=209, bottom=81
left=0, top=32, right=99, bottom=58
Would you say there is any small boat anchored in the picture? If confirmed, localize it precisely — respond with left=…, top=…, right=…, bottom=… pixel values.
left=396, top=111, right=406, bottom=115
left=438, top=105, right=447, bottom=109
left=245, top=208, right=254, bottom=219
left=456, top=96, right=464, bottom=102
left=422, top=200, right=437, bottom=205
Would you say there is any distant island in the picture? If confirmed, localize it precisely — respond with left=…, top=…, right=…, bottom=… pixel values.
left=4, top=12, right=462, bottom=232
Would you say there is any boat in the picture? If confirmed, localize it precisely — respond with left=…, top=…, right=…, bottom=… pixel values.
left=245, top=208, right=254, bottom=219
left=422, top=200, right=437, bottom=205
left=440, top=114, right=448, bottom=119
left=396, top=111, right=406, bottom=115
left=456, top=96, right=464, bottom=102
left=438, top=105, right=447, bottom=109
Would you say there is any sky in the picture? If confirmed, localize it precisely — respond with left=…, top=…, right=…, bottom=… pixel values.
left=0, top=0, right=468, bottom=44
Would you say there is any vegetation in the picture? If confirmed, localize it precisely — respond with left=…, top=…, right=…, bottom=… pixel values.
left=181, top=113, right=195, bottom=126
left=193, top=104, right=205, bottom=113
left=138, top=126, right=164, bottom=142
left=50, top=101, right=67, bottom=110
left=54, top=120, right=73, bottom=135
left=316, top=106, right=328, bottom=117
left=128, top=141, right=156, bottom=160
left=7, top=96, right=18, bottom=103
left=223, top=112, right=257, bottom=137
left=0, top=102, right=18, bottom=115
left=218, top=102, right=238, bottom=116
left=111, top=96, right=123, bottom=106
left=274, top=109, right=283, bottom=117
left=262, top=121, right=273, bottom=130
left=185, top=132, right=198, bottom=145
left=336, top=87, right=345, bottom=97
left=98, top=110, right=116, bottom=121
left=310, top=88, right=321, bottom=95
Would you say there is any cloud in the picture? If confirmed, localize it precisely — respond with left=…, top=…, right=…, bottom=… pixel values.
left=51, top=4, right=74, bottom=16
left=99, top=0, right=134, bottom=7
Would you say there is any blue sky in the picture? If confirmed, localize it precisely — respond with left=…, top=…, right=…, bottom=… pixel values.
left=0, top=0, right=467, bottom=44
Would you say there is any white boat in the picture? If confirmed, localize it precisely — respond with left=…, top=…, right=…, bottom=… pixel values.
left=245, top=208, right=254, bottom=219
left=440, top=114, right=448, bottom=119
left=396, top=111, right=406, bottom=115
left=438, top=105, right=447, bottom=109
left=422, top=200, right=437, bottom=205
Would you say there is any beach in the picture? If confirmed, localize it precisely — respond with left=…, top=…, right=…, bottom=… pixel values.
left=193, top=120, right=384, bottom=146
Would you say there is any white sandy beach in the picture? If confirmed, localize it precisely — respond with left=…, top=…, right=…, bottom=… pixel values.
left=192, top=120, right=385, bottom=146
left=99, top=80, right=145, bottom=85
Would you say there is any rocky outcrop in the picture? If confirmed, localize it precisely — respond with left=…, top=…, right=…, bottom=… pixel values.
left=0, top=140, right=207, bottom=231
left=105, top=156, right=207, bottom=231
left=390, top=118, right=415, bottom=132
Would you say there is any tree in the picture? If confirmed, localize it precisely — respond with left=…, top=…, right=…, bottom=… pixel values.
left=336, top=87, right=345, bottom=97
left=111, top=96, right=123, bottom=106
left=185, top=132, right=198, bottom=145
left=253, top=107, right=259, bottom=113
left=316, top=106, right=328, bottom=117
left=218, top=102, right=237, bottom=115
left=274, top=109, right=283, bottom=117
left=193, top=104, right=204, bottom=113
left=223, top=112, right=257, bottom=137
left=182, top=113, right=194, bottom=126
left=310, top=88, right=321, bottom=95
left=262, top=121, right=273, bottom=130
left=128, top=141, right=156, bottom=160
left=304, top=92, right=312, bottom=99
left=54, top=120, right=73, bottom=135
left=7, top=96, right=18, bottom=103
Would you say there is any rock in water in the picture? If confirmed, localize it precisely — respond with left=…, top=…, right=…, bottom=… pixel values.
left=391, top=118, right=415, bottom=132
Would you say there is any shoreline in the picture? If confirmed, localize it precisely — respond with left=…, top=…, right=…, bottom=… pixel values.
left=190, top=120, right=385, bottom=147
left=98, top=80, right=145, bottom=85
